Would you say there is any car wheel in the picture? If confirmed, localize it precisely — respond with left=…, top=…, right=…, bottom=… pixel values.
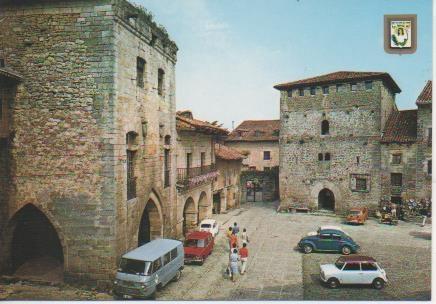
left=199, top=257, right=205, bottom=265
left=172, top=270, right=182, bottom=282
left=327, top=278, right=340, bottom=289
left=373, top=278, right=385, bottom=289
left=303, top=244, right=313, bottom=254
left=341, top=246, right=351, bottom=255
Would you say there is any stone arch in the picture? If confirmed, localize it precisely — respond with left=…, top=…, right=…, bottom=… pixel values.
left=197, top=191, right=209, bottom=223
left=318, top=188, right=335, bottom=210
left=1, top=204, right=65, bottom=280
left=183, top=197, right=197, bottom=236
left=311, top=181, right=342, bottom=212
left=138, top=192, right=163, bottom=246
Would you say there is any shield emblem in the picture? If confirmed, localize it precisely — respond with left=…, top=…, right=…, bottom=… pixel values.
left=390, top=20, right=412, bottom=48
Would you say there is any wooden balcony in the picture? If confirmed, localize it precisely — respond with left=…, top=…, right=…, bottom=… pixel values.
left=177, top=164, right=218, bottom=189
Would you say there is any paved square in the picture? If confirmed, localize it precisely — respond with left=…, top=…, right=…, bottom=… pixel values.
left=0, top=201, right=431, bottom=300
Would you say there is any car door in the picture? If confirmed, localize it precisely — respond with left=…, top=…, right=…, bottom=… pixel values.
left=340, top=262, right=362, bottom=284
left=317, top=233, right=334, bottom=250
left=360, top=262, right=379, bottom=284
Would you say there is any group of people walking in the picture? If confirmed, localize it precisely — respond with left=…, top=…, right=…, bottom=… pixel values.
left=226, top=222, right=249, bottom=282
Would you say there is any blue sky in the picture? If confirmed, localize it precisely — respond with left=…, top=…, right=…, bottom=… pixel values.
left=135, top=0, right=433, bottom=129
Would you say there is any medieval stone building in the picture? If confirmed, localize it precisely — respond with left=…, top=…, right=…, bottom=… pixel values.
left=226, top=120, right=280, bottom=171
left=380, top=81, right=432, bottom=203
left=175, top=111, right=228, bottom=236
left=275, top=71, right=431, bottom=213
left=0, top=0, right=178, bottom=287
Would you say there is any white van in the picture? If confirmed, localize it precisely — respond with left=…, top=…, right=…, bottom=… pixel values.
left=113, top=239, right=184, bottom=299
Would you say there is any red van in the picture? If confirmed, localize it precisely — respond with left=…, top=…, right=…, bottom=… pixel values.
left=183, top=231, right=214, bottom=265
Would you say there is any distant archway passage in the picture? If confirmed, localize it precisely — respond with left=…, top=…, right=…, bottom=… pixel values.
left=318, top=188, right=335, bottom=211
left=198, top=192, right=209, bottom=223
left=138, top=200, right=162, bottom=246
left=183, top=197, right=197, bottom=236
left=10, top=204, right=64, bottom=273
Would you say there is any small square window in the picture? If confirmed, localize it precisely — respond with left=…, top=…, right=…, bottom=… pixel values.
left=324, top=153, right=331, bottom=161
left=336, top=84, right=343, bottom=92
left=356, top=178, right=367, bottom=191
left=351, top=83, right=358, bottom=91
left=310, top=87, right=316, bottom=96
left=365, top=81, right=373, bottom=90
left=318, top=153, right=323, bottom=161
left=287, top=90, right=292, bottom=97
left=299, top=88, right=304, bottom=96
left=263, top=151, right=271, bottom=160
left=322, top=86, right=329, bottom=95
left=392, top=154, right=402, bottom=165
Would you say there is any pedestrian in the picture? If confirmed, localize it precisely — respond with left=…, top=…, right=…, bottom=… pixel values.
left=391, top=204, right=397, bottom=219
left=232, top=222, right=240, bottom=235
left=239, top=242, right=249, bottom=275
left=229, top=248, right=239, bottom=282
left=230, top=232, right=238, bottom=250
left=241, top=228, right=249, bottom=245
left=230, top=242, right=238, bottom=255
left=227, top=227, right=233, bottom=250
left=421, top=208, right=429, bottom=227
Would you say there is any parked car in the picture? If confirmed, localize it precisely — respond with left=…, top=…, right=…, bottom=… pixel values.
left=113, top=239, right=184, bottom=299
left=199, top=219, right=219, bottom=236
left=298, top=228, right=359, bottom=255
left=346, top=207, right=368, bottom=225
left=184, top=231, right=214, bottom=265
left=320, top=255, right=388, bottom=289
left=306, top=225, right=350, bottom=237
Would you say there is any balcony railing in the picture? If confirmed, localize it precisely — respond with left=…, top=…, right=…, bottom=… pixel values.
left=177, top=164, right=218, bottom=187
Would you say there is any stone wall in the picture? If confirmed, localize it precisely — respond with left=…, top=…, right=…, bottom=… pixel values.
left=380, top=143, right=418, bottom=201
left=279, top=80, right=396, bottom=213
left=225, top=141, right=279, bottom=170
left=0, top=0, right=178, bottom=288
left=112, top=0, right=177, bottom=265
left=416, top=104, right=432, bottom=199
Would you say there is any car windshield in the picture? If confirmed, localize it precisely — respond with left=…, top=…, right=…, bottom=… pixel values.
left=184, top=239, right=206, bottom=248
left=349, top=211, right=361, bottom=215
left=119, top=258, right=150, bottom=275
left=335, top=261, right=345, bottom=270
left=201, top=224, right=211, bottom=228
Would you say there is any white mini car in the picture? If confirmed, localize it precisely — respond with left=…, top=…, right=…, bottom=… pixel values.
left=307, top=225, right=349, bottom=237
left=199, top=219, right=219, bottom=237
left=320, top=256, right=388, bottom=289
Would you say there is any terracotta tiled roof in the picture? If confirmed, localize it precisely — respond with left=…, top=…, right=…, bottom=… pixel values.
left=176, top=110, right=229, bottom=135
left=226, top=120, right=280, bottom=142
left=274, top=71, right=401, bottom=93
left=215, top=144, right=245, bottom=161
left=381, top=110, right=417, bottom=144
left=416, top=80, right=432, bottom=105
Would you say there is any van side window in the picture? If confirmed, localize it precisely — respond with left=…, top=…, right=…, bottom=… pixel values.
left=163, top=252, right=171, bottom=265
left=152, top=258, right=162, bottom=273
left=170, top=248, right=178, bottom=261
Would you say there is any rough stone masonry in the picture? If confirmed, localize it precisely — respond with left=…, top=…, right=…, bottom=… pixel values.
left=0, top=0, right=178, bottom=288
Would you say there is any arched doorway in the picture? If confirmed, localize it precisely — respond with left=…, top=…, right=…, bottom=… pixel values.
left=138, top=200, right=162, bottom=246
left=198, top=192, right=209, bottom=222
left=183, top=197, right=197, bottom=236
left=318, top=188, right=335, bottom=210
left=10, top=204, right=64, bottom=280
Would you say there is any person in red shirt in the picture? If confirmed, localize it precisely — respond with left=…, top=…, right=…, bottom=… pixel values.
left=239, top=242, right=249, bottom=274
